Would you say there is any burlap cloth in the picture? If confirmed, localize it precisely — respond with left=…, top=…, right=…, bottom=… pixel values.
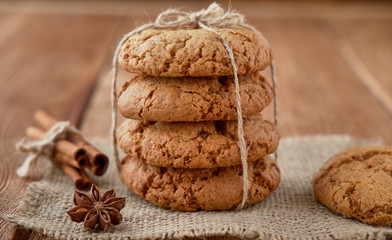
left=2, top=135, right=392, bottom=239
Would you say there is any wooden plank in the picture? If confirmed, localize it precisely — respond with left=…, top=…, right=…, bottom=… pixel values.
left=81, top=16, right=134, bottom=139
left=0, top=14, right=35, bottom=239
left=0, top=12, right=120, bottom=238
left=1, top=1, right=392, bottom=20
left=327, top=19, right=392, bottom=116
left=249, top=18, right=392, bottom=144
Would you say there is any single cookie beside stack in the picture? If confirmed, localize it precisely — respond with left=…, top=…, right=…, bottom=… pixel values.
left=117, top=26, right=281, bottom=211
left=313, top=146, right=392, bottom=226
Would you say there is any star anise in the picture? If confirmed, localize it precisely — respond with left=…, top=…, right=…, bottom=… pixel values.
left=67, top=184, right=125, bottom=231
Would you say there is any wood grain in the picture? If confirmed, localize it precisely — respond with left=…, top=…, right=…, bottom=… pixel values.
left=252, top=18, right=392, bottom=143
left=81, top=17, right=134, bottom=139
left=2, top=1, right=392, bottom=19
left=327, top=19, right=392, bottom=116
left=0, top=12, right=120, bottom=239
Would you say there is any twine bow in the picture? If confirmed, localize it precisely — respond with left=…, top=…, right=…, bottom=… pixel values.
left=111, top=2, right=278, bottom=210
left=15, top=121, right=79, bottom=177
left=154, top=3, right=245, bottom=28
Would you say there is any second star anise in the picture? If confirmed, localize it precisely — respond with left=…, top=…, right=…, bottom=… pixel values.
left=67, top=184, right=125, bottom=231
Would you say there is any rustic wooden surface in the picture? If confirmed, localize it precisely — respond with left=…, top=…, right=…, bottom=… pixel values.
left=0, top=1, right=391, bottom=239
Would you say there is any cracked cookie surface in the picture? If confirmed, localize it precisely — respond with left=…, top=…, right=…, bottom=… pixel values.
left=117, top=117, right=280, bottom=168
left=313, top=145, right=392, bottom=226
left=120, top=155, right=280, bottom=211
left=118, top=73, right=273, bottom=122
left=118, top=26, right=273, bottom=77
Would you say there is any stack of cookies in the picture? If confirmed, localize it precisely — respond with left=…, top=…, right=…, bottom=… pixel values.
left=116, top=26, right=281, bottom=211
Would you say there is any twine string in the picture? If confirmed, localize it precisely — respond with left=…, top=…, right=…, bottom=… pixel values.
left=15, top=121, right=80, bottom=177
left=270, top=61, right=279, bottom=161
left=111, top=2, right=278, bottom=209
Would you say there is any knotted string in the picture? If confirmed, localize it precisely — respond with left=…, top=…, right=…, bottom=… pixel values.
left=15, top=121, right=80, bottom=177
left=111, top=2, right=278, bottom=209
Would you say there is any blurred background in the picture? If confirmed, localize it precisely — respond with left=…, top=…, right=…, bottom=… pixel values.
left=1, top=0, right=392, bottom=239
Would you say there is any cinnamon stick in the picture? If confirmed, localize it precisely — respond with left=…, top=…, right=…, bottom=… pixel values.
left=54, top=152, right=87, bottom=169
left=68, top=134, right=109, bottom=176
left=26, top=126, right=88, bottom=167
left=60, top=163, right=92, bottom=191
left=34, top=110, right=58, bottom=130
left=35, top=110, right=109, bottom=176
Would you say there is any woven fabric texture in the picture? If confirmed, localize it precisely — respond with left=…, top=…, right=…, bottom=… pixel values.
left=1, top=135, right=392, bottom=239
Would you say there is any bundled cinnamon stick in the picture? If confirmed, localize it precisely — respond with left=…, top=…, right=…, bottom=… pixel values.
left=19, top=110, right=109, bottom=190
left=35, top=111, right=109, bottom=176
left=25, top=125, right=91, bottom=190
left=61, top=164, right=92, bottom=191
left=26, top=126, right=88, bottom=168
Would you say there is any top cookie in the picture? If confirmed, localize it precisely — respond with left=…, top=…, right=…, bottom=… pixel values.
left=313, top=145, right=392, bottom=226
left=118, top=26, right=273, bottom=77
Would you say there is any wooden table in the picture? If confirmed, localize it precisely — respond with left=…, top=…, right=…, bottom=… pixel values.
left=1, top=1, right=391, bottom=239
